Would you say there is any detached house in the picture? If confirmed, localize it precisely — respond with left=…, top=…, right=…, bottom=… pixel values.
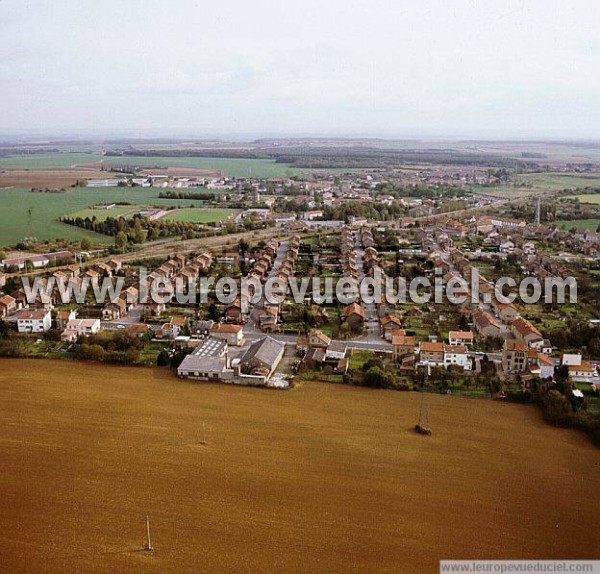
left=61, top=318, right=101, bottom=342
left=502, top=338, right=529, bottom=373
left=380, top=314, right=403, bottom=341
left=443, top=345, right=470, bottom=370
left=17, top=309, right=52, bottom=333
left=448, top=330, right=474, bottom=346
left=472, top=309, right=501, bottom=339
left=0, top=294, right=17, bottom=318
left=511, top=317, right=544, bottom=348
left=210, top=323, right=244, bottom=346
left=492, top=301, right=519, bottom=324
left=419, top=342, right=445, bottom=366
left=56, top=309, right=77, bottom=330
left=343, top=303, right=366, bottom=330
left=225, top=298, right=244, bottom=323
left=392, top=333, right=415, bottom=362
left=102, top=298, right=127, bottom=321
left=568, top=362, right=597, bottom=382
left=309, top=329, right=331, bottom=349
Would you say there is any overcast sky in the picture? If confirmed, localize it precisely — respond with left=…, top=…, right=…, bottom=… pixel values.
left=1, top=0, right=598, bottom=139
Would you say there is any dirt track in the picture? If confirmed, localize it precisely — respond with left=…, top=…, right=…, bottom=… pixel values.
left=0, top=359, right=597, bottom=573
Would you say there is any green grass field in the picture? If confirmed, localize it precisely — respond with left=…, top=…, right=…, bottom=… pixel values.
left=0, top=152, right=103, bottom=168
left=554, top=218, right=599, bottom=231
left=66, top=206, right=138, bottom=221
left=0, top=186, right=219, bottom=247
left=161, top=207, right=234, bottom=223
left=513, top=173, right=600, bottom=191
left=564, top=193, right=600, bottom=205
left=0, top=152, right=301, bottom=178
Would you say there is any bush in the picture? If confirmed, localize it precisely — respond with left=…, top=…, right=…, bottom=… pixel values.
left=103, top=349, right=140, bottom=365
left=542, top=390, right=573, bottom=426
left=505, top=390, right=533, bottom=403
left=157, top=350, right=170, bottom=367
left=0, top=340, right=22, bottom=357
left=75, top=344, right=105, bottom=362
left=42, top=329, right=62, bottom=342
left=363, top=366, right=396, bottom=389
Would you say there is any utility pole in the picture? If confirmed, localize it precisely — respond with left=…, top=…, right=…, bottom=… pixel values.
left=146, top=515, right=153, bottom=551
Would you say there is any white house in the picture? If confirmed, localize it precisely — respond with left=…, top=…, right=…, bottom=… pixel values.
left=443, top=345, right=470, bottom=370
left=17, top=309, right=52, bottom=333
left=561, top=353, right=582, bottom=366
left=448, top=330, right=474, bottom=346
left=61, top=318, right=101, bottom=342
left=209, top=323, right=244, bottom=346
left=302, top=210, right=324, bottom=221
left=536, top=353, right=555, bottom=380
left=568, top=362, right=597, bottom=382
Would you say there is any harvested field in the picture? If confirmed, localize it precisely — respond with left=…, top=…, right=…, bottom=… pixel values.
left=0, top=168, right=114, bottom=189
left=0, top=359, right=597, bottom=573
left=138, top=167, right=223, bottom=178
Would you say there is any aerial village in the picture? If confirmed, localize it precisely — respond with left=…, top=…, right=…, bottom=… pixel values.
left=1, top=171, right=600, bottom=401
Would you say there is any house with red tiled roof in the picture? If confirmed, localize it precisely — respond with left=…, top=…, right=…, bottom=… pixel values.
left=448, top=331, right=474, bottom=346
left=392, top=333, right=415, bottom=362
left=0, top=294, right=17, bottom=318
left=502, top=338, right=529, bottom=373
left=380, top=314, right=403, bottom=341
left=343, top=303, right=366, bottom=331
left=472, top=309, right=501, bottom=339
left=511, top=317, right=544, bottom=348
left=419, top=341, right=445, bottom=365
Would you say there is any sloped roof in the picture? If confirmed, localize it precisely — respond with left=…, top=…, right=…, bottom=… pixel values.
left=239, top=336, right=284, bottom=369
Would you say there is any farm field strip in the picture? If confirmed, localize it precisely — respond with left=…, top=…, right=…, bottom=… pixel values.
left=159, top=207, right=234, bottom=223
left=0, top=359, right=597, bottom=574
left=0, top=186, right=225, bottom=246
left=554, top=218, right=599, bottom=231
left=0, top=152, right=302, bottom=178
left=564, top=193, right=600, bottom=204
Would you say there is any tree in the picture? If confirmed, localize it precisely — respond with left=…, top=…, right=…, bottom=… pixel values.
left=0, top=319, right=8, bottom=339
left=157, top=350, right=170, bottom=367
left=339, top=322, right=351, bottom=339
left=363, top=366, right=395, bottom=389
left=115, top=231, right=127, bottom=250
left=80, top=238, right=92, bottom=251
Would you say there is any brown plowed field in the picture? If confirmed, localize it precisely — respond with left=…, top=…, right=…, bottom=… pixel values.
left=0, top=359, right=597, bottom=573
left=0, top=169, right=114, bottom=188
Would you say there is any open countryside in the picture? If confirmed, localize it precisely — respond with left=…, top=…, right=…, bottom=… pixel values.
left=0, top=186, right=228, bottom=246
left=566, top=193, right=600, bottom=205
left=0, top=359, right=597, bottom=574
left=513, top=173, right=600, bottom=191
left=0, top=152, right=302, bottom=179
left=161, top=207, right=234, bottom=223
left=555, top=218, right=600, bottom=231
